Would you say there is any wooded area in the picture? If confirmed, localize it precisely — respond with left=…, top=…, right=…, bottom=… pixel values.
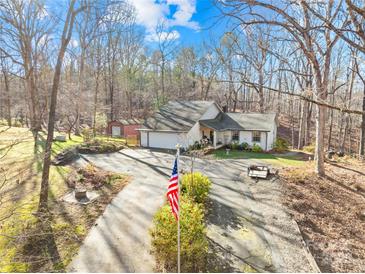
left=0, top=0, right=365, bottom=209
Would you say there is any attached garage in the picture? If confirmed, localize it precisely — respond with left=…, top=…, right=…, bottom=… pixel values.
left=138, top=101, right=221, bottom=150
left=140, top=131, right=187, bottom=149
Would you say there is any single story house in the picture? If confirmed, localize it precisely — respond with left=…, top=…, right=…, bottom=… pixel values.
left=138, top=101, right=278, bottom=150
left=107, top=118, right=142, bottom=138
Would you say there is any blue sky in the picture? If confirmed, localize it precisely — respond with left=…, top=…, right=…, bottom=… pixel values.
left=129, top=0, right=227, bottom=47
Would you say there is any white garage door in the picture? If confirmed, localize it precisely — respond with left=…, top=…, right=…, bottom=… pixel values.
left=148, top=132, right=183, bottom=149
left=140, top=131, right=148, bottom=147
left=112, top=126, right=121, bottom=137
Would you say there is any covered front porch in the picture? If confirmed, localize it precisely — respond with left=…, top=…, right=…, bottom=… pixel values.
left=200, top=125, right=233, bottom=149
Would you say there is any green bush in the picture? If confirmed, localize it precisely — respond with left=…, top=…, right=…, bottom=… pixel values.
left=181, top=172, right=211, bottom=204
left=231, top=141, right=239, bottom=150
left=240, top=142, right=250, bottom=151
left=94, top=112, right=107, bottom=134
left=81, top=128, right=93, bottom=142
left=303, top=143, right=315, bottom=153
left=150, top=197, right=208, bottom=272
left=273, top=137, right=289, bottom=153
left=252, top=143, right=263, bottom=153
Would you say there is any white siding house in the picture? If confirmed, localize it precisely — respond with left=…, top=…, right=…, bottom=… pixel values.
left=138, top=101, right=278, bottom=151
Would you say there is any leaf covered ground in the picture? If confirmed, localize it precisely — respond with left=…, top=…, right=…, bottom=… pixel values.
left=281, top=158, right=365, bottom=272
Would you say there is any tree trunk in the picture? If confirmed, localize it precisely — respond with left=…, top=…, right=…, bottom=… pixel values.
left=2, top=69, right=11, bottom=126
left=298, top=100, right=305, bottom=149
left=327, top=94, right=335, bottom=150
left=359, top=89, right=365, bottom=156
left=39, top=0, right=78, bottom=212
left=315, top=104, right=326, bottom=175
left=75, top=50, right=85, bottom=136
left=93, top=71, right=100, bottom=137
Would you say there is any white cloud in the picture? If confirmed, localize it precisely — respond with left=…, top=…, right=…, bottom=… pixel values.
left=166, top=0, right=199, bottom=30
left=70, top=39, right=79, bottom=48
left=129, top=0, right=199, bottom=42
left=145, top=29, right=180, bottom=42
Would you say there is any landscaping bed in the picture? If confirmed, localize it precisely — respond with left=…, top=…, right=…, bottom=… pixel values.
left=280, top=159, right=365, bottom=272
left=77, top=139, right=125, bottom=154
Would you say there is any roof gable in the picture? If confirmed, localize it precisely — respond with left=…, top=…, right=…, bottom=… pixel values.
left=143, top=101, right=216, bottom=131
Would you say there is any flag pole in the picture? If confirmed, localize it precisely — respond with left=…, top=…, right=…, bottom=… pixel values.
left=176, top=143, right=181, bottom=273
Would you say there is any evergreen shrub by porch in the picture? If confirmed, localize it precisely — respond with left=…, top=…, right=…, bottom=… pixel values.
left=231, top=141, right=240, bottom=150
left=181, top=172, right=211, bottom=204
left=240, top=142, right=250, bottom=151
left=150, top=196, right=208, bottom=272
left=252, top=143, right=263, bottom=152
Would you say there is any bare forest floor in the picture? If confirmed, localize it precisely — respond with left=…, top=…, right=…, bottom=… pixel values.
left=280, top=158, right=365, bottom=272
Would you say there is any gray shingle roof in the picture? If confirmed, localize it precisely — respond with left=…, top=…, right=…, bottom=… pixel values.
left=200, top=112, right=276, bottom=132
left=142, top=101, right=216, bottom=131
left=200, top=112, right=244, bottom=131
left=226, top=112, right=277, bottom=131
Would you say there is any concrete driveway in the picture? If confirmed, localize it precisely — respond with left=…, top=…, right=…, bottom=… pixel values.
left=68, top=148, right=318, bottom=273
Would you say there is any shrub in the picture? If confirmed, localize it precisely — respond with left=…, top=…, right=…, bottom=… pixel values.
left=252, top=143, right=263, bottom=153
left=240, top=142, right=250, bottom=151
left=231, top=141, right=240, bottom=150
left=181, top=172, right=211, bottom=204
left=303, top=143, right=315, bottom=154
left=273, top=137, right=289, bottom=153
left=81, top=128, right=93, bottom=142
left=94, top=112, right=107, bottom=134
left=193, top=141, right=201, bottom=150
left=150, top=197, right=208, bottom=272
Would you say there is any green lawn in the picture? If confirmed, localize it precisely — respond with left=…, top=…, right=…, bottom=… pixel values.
left=0, top=126, right=135, bottom=272
left=213, top=149, right=307, bottom=167
left=0, top=127, right=85, bottom=271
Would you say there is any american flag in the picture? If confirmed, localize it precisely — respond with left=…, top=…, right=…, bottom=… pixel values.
left=167, top=158, right=179, bottom=220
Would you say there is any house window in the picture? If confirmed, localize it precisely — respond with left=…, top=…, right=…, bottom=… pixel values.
left=252, top=131, right=261, bottom=142
left=232, top=131, right=239, bottom=141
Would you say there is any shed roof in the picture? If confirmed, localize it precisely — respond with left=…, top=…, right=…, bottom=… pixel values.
left=142, top=101, right=216, bottom=131
left=118, top=118, right=142, bottom=125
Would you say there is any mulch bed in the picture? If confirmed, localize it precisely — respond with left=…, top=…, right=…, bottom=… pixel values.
left=13, top=165, right=130, bottom=272
left=280, top=159, right=365, bottom=272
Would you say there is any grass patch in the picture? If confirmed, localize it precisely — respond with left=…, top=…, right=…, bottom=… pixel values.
left=212, top=149, right=306, bottom=167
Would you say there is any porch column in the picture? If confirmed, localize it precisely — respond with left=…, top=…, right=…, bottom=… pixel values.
left=213, top=131, right=217, bottom=148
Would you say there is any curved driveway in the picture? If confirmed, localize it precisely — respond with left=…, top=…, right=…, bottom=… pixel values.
left=68, top=148, right=318, bottom=273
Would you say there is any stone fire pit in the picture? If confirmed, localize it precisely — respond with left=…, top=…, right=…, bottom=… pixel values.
left=63, top=188, right=100, bottom=205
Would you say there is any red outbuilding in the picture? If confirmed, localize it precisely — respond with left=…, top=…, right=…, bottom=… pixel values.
left=106, top=118, right=142, bottom=138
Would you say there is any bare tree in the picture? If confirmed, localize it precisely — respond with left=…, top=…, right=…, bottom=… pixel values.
left=0, top=0, right=51, bottom=147
left=216, top=0, right=344, bottom=175
left=38, top=0, right=85, bottom=212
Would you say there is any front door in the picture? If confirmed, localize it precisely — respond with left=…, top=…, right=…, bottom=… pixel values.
left=210, top=130, right=214, bottom=144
